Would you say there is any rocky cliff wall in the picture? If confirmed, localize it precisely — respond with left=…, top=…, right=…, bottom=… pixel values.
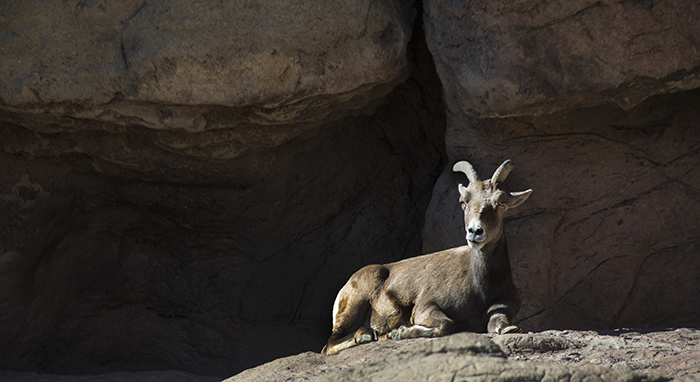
left=0, top=0, right=445, bottom=377
left=2, top=0, right=700, bottom=379
left=423, top=0, right=700, bottom=332
left=423, top=89, right=700, bottom=332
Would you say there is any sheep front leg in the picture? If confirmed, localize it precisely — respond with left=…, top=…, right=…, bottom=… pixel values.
left=322, top=326, right=377, bottom=355
left=486, top=305, right=520, bottom=334
left=387, top=302, right=456, bottom=340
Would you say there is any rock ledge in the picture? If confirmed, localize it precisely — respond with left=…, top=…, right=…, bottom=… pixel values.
left=226, top=329, right=700, bottom=382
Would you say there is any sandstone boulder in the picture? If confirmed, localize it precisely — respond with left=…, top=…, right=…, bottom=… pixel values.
left=1, top=0, right=414, bottom=158
left=424, top=0, right=700, bottom=117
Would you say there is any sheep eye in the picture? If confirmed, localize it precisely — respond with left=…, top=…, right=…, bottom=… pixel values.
left=494, top=193, right=508, bottom=208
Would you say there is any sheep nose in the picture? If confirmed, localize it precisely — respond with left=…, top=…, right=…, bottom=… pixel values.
left=467, top=222, right=485, bottom=243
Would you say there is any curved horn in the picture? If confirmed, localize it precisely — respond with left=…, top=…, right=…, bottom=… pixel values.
left=491, top=159, right=515, bottom=186
left=453, top=161, right=480, bottom=184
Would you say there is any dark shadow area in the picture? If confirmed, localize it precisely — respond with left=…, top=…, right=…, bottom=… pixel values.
left=0, top=1, right=446, bottom=378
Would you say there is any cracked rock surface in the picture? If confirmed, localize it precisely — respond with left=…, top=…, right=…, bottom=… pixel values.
left=421, top=0, right=700, bottom=336
left=3, top=330, right=697, bottom=381
left=494, top=329, right=700, bottom=379
left=226, top=330, right=700, bottom=382
left=424, top=0, right=700, bottom=118
left=423, top=87, right=700, bottom=334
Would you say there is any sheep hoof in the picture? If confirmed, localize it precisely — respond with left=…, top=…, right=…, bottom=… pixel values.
left=357, top=333, right=374, bottom=344
left=501, top=325, right=520, bottom=334
left=388, top=328, right=402, bottom=340
left=354, top=327, right=377, bottom=344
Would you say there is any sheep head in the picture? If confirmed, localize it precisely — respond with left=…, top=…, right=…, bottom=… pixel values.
left=453, top=160, right=532, bottom=250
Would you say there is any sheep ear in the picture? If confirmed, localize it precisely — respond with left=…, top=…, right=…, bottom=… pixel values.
left=458, top=183, right=468, bottom=197
left=507, top=189, right=532, bottom=208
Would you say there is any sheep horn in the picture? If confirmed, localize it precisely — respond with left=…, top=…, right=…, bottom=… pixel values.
left=453, top=161, right=480, bottom=184
left=491, top=159, right=515, bottom=186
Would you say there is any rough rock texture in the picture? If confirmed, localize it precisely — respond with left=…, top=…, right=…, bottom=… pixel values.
left=424, top=0, right=700, bottom=118
left=0, top=0, right=446, bottom=377
left=0, top=68, right=445, bottom=375
left=0, top=0, right=415, bottom=175
left=423, top=85, right=700, bottom=333
left=228, top=337, right=435, bottom=382
left=422, top=0, right=700, bottom=332
left=0, top=370, right=218, bottom=382
left=1, top=0, right=413, bottom=138
left=493, top=329, right=700, bottom=379
left=2, top=0, right=700, bottom=379
left=6, top=330, right=696, bottom=381
left=225, top=331, right=697, bottom=381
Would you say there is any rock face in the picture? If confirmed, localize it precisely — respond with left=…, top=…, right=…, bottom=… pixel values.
left=0, top=0, right=446, bottom=377
left=4, top=330, right=696, bottom=381
left=423, top=89, right=700, bottom=332
left=2, top=0, right=413, bottom=131
left=225, top=331, right=698, bottom=381
left=0, top=370, right=219, bottom=382
left=424, top=0, right=700, bottom=118
left=2, top=0, right=700, bottom=379
left=494, top=329, right=700, bottom=379
left=0, top=0, right=415, bottom=176
left=422, top=0, right=700, bottom=332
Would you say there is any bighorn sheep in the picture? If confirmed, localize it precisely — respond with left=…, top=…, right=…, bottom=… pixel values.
left=322, top=160, right=532, bottom=355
